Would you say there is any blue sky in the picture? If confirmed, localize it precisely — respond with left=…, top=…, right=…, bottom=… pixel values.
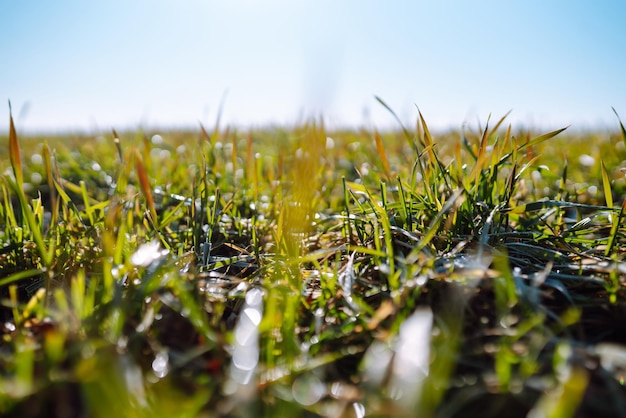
left=1, top=1, right=625, bottom=133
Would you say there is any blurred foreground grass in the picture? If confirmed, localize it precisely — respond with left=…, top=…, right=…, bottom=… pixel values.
left=2, top=107, right=626, bottom=417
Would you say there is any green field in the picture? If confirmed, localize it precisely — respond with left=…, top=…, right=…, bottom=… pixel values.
left=2, top=107, right=626, bottom=417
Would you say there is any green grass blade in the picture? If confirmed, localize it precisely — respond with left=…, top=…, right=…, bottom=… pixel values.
left=605, top=200, right=624, bottom=257
left=375, top=95, right=419, bottom=151
left=42, top=142, right=59, bottom=229
left=517, top=126, right=569, bottom=151
left=612, top=107, right=626, bottom=149
left=0, top=269, right=44, bottom=287
left=6, top=175, right=53, bottom=267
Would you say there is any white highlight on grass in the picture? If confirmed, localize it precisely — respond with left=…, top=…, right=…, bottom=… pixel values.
left=232, top=344, right=258, bottom=374
left=291, top=374, right=326, bottom=406
left=578, top=154, right=595, bottom=167
left=150, top=148, right=171, bottom=160
left=235, top=308, right=262, bottom=348
left=361, top=307, right=433, bottom=412
left=227, top=287, right=263, bottom=393
left=338, top=252, right=360, bottom=313
left=388, top=308, right=433, bottom=408
left=245, top=286, right=263, bottom=306
left=352, top=402, right=366, bottom=418
left=151, top=350, right=169, bottom=378
left=361, top=341, right=394, bottom=387
left=30, top=153, right=43, bottom=165
left=531, top=170, right=542, bottom=182
left=159, top=149, right=171, bottom=160
left=130, top=241, right=169, bottom=267
left=122, top=355, right=147, bottom=407
left=595, top=343, right=626, bottom=374
left=30, top=172, right=42, bottom=185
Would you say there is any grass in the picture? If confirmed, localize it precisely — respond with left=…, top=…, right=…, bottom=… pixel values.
left=1, top=105, right=626, bottom=417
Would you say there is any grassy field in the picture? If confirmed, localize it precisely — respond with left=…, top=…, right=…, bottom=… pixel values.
left=2, top=105, right=626, bottom=417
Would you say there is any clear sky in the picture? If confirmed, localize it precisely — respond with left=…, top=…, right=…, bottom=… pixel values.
left=1, top=1, right=625, bottom=134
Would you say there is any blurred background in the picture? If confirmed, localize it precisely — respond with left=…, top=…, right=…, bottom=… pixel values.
left=1, top=0, right=625, bottom=134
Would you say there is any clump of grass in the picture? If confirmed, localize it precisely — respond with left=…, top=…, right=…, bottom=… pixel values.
left=1, top=104, right=626, bottom=417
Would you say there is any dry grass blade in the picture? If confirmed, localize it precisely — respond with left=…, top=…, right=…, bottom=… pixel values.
left=496, top=126, right=568, bottom=167
left=489, top=110, right=512, bottom=136
left=5, top=107, right=55, bottom=267
left=418, top=109, right=433, bottom=149
left=8, top=105, right=23, bottom=186
left=375, top=95, right=419, bottom=151
left=418, top=109, right=439, bottom=170
left=199, top=122, right=210, bottom=143
left=112, top=129, right=123, bottom=163
left=374, top=131, right=391, bottom=180
left=518, top=126, right=568, bottom=151
left=468, top=117, right=490, bottom=185
left=135, top=150, right=158, bottom=224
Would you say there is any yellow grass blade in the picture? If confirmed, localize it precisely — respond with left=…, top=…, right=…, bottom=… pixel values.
left=489, top=110, right=512, bottom=136
left=601, top=160, right=613, bottom=208
left=467, top=117, right=490, bottom=185
left=8, top=105, right=23, bottom=186
left=418, top=109, right=438, bottom=168
left=418, top=109, right=433, bottom=149
left=518, top=126, right=568, bottom=151
left=42, top=143, right=59, bottom=228
left=1, top=180, right=18, bottom=227
left=374, top=131, right=391, bottom=180
left=135, top=150, right=157, bottom=224
left=504, top=124, right=512, bottom=154
left=231, top=131, right=238, bottom=182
